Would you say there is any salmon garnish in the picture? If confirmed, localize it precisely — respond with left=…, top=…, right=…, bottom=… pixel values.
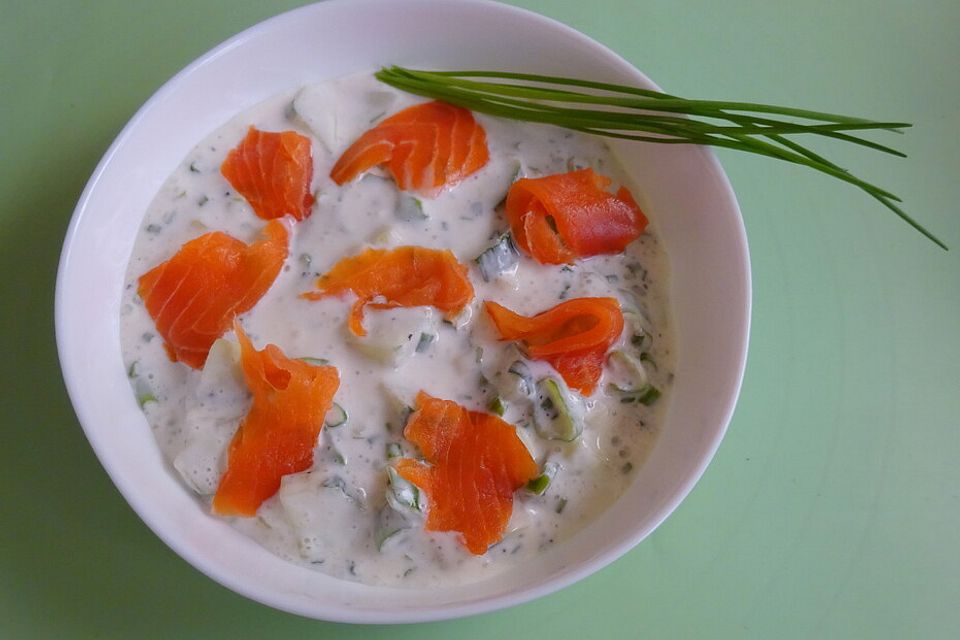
left=484, top=297, right=624, bottom=395
left=212, top=323, right=340, bottom=517
left=137, top=220, right=289, bottom=369
left=395, top=392, right=538, bottom=555
left=301, top=246, right=474, bottom=336
left=506, top=168, right=648, bottom=264
left=329, top=101, right=489, bottom=197
left=221, top=126, right=316, bottom=221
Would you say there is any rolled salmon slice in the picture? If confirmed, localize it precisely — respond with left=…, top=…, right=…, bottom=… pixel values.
left=506, top=168, right=648, bottom=264
left=221, top=126, right=316, bottom=221
left=330, top=101, right=489, bottom=197
left=484, top=297, right=624, bottom=395
left=137, top=220, right=289, bottom=369
left=395, top=392, right=538, bottom=555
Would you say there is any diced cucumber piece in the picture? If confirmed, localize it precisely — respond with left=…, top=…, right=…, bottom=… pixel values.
left=475, top=233, right=519, bottom=282
left=526, top=462, right=559, bottom=495
left=385, top=442, right=403, bottom=459
left=292, top=81, right=397, bottom=153
left=396, top=194, right=427, bottom=221
left=298, top=356, right=330, bottom=366
left=487, top=395, right=507, bottom=416
left=375, top=505, right=411, bottom=551
left=173, top=338, right=248, bottom=495
left=368, top=225, right=403, bottom=247
left=617, top=385, right=661, bottom=406
left=380, top=382, right=418, bottom=431
left=507, top=360, right=534, bottom=397
left=347, top=306, right=440, bottom=366
left=606, top=350, right=649, bottom=393
left=606, top=350, right=661, bottom=405
left=324, top=402, right=348, bottom=428
left=534, top=377, right=583, bottom=442
left=385, top=466, right=424, bottom=514
left=278, top=471, right=366, bottom=563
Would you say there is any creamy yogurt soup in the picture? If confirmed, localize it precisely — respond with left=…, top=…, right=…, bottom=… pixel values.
left=119, top=73, right=673, bottom=587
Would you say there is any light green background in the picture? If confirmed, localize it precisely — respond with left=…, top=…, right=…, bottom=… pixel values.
left=2, top=1, right=957, bottom=637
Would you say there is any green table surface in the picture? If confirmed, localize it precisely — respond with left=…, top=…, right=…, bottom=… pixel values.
left=2, top=0, right=958, bottom=637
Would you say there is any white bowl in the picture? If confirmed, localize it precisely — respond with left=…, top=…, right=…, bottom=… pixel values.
left=56, top=0, right=750, bottom=623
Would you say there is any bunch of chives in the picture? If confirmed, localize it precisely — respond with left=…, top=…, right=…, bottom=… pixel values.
left=376, top=66, right=945, bottom=250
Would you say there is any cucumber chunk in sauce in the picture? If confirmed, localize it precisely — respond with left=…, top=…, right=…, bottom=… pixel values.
left=347, top=306, right=441, bottom=366
left=173, top=339, right=249, bottom=495
left=533, top=377, right=583, bottom=442
left=475, top=233, right=519, bottom=282
left=324, top=402, right=348, bottom=428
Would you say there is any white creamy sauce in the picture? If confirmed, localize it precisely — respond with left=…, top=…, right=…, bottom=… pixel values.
left=119, top=73, right=674, bottom=587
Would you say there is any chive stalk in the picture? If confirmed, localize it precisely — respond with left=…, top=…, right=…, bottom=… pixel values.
left=376, top=66, right=945, bottom=250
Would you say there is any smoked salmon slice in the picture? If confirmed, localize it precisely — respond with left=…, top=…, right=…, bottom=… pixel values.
left=212, top=323, right=340, bottom=517
left=484, top=297, right=624, bottom=395
left=506, top=168, right=648, bottom=264
left=395, top=392, right=538, bottom=555
left=137, top=220, right=289, bottom=369
left=301, top=246, right=474, bottom=336
left=221, top=126, right=316, bottom=221
left=329, top=101, right=489, bottom=197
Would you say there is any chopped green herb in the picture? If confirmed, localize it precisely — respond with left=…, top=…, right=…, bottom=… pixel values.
left=639, top=351, right=657, bottom=370
left=526, top=462, right=558, bottom=495
left=635, top=385, right=661, bottom=406
left=526, top=474, right=551, bottom=495
left=555, top=497, right=568, bottom=514
left=137, top=392, right=157, bottom=408
left=487, top=396, right=506, bottom=416
left=415, top=332, right=436, bottom=353
left=615, top=384, right=662, bottom=406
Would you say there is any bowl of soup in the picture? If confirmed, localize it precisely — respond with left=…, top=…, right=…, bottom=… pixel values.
left=56, top=0, right=750, bottom=623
